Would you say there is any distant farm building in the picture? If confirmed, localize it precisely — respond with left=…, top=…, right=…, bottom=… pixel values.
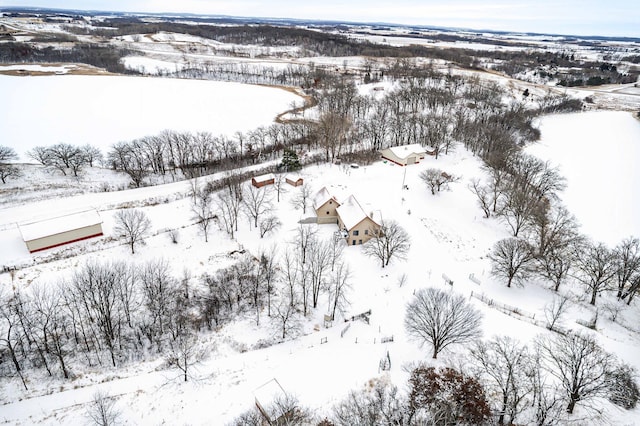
left=251, top=173, right=275, bottom=188
left=285, top=175, right=304, bottom=187
left=18, top=210, right=103, bottom=253
left=336, top=195, right=381, bottom=246
left=380, top=144, right=428, bottom=166
left=313, top=187, right=340, bottom=224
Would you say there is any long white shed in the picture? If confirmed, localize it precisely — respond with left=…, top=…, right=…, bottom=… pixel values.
left=18, top=210, right=103, bottom=253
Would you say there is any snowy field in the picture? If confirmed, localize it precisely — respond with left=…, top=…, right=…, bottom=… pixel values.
left=529, top=111, right=640, bottom=246
left=1, top=107, right=640, bottom=424
left=0, top=75, right=301, bottom=161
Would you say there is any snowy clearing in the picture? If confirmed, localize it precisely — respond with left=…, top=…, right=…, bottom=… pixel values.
left=0, top=75, right=302, bottom=161
left=529, top=111, right=640, bottom=246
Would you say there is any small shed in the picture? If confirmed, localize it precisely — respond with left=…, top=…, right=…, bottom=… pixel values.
left=252, top=173, right=275, bottom=188
left=380, top=144, right=427, bottom=166
left=285, top=174, right=304, bottom=187
left=254, top=378, right=290, bottom=424
left=18, top=210, right=103, bottom=253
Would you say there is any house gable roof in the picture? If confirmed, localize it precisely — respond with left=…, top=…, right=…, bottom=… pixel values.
left=313, top=186, right=338, bottom=210
left=336, top=195, right=380, bottom=231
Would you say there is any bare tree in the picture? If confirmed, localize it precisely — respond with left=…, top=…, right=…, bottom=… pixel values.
left=27, top=145, right=52, bottom=165
left=216, top=174, right=244, bottom=239
left=140, top=259, right=177, bottom=349
left=536, top=332, right=614, bottom=414
left=308, top=237, right=331, bottom=309
left=529, top=347, right=566, bottom=426
left=31, top=284, right=71, bottom=378
left=81, top=144, right=103, bottom=167
left=272, top=300, right=302, bottom=340
left=258, top=248, right=279, bottom=317
left=86, top=390, right=121, bottom=426
left=295, top=224, right=317, bottom=265
left=113, top=209, right=151, bottom=254
left=470, top=336, right=531, bottom=425
left=530, top=205, right=580, bottom=258
left=327, top=261, right=351, bottom=319
left=69, top=261, right=138, bottom=367
left=259, top=215, right=282, bottom=238
left=469, top=178, right=492, bottom=218
left=573, top=241, right=616, bottom=305
left=191, top=186, right=215, bottom=242
left=543, top=295, right=570, bottom=331
left=273, top=173, right=287, bottom=202
left=489, top=238, right=536, bottom=288
left=332, top=379, right=406, bottom=426
left=536, top=246, right=574, bottom=292
left=0, top=146, right=21, bottom=184
left=167, top=329, right=201, bottom=382
left=291, top=184, right=313, bottom=214
left=420, top=168, right=458, bottom=195
left=281, top=250, right=299, bottom=308
left=613, top=237, right=640, bottom=300
left=362, top=220, right=410, bottom=268
left=497, top=186, right=544, bottom=237
left=242, top=183, right=273, bottom=229
left=47, top=143, right=86, bottom=176
left=0, top=289, right=29, bottom=390
left=405, top=288, right=482, bottom=359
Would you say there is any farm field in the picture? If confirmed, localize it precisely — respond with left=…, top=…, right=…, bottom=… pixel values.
left=0, top=75, right=302, bottom=161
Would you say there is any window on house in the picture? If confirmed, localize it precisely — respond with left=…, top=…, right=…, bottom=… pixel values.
left=364, top=229, right=369, bottom=235
left=352, top=240, right=356, bottom=245
left=353, top=230, right=359, bottom=236
left=358, top=239, right=362, bottom=245
left=326, top=211, right=330, bottom=215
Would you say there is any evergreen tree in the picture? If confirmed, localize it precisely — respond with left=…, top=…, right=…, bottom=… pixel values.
left=279, top=148, right=301, bottom=172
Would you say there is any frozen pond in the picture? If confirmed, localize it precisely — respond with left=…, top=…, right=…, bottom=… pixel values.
left=0, top=75, right=300, bottom=161
left=528, top=111, right=640, bottom=246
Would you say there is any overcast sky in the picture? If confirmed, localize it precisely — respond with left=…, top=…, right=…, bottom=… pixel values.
left=1, top=0, right=638, bottom=38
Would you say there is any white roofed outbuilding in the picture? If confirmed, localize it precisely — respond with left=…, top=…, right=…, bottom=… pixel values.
left=251, top=173, right=275, bottom=188
left=18, top=209, right=103, bottom=253
left=380, top=143, right=428, bottom=166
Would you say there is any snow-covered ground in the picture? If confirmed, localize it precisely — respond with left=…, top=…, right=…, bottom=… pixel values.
left=529, top=111, right=640, bottom=246
left=1, top=107, right=639, bottom=424
left=0, top=75, right=302, bottom=161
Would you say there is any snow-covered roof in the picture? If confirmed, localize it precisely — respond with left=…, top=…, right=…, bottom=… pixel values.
left=253, top=173, right=275, bottom=183
left=385, top=143, right=427, bottom=159
left=313, top=186, right=337, bottom=210
left=18, top=210, right=102, bottom=242
left=336, top=195, right=379, bottom=230
left=253, top=378, right=287, bottom=420
left=285, top=174, right=302, bottom=181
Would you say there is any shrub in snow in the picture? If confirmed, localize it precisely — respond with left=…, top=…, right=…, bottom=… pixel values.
left=607, top=363, right=640, bottom=410
left=408, top=366, right=491, bottom=425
